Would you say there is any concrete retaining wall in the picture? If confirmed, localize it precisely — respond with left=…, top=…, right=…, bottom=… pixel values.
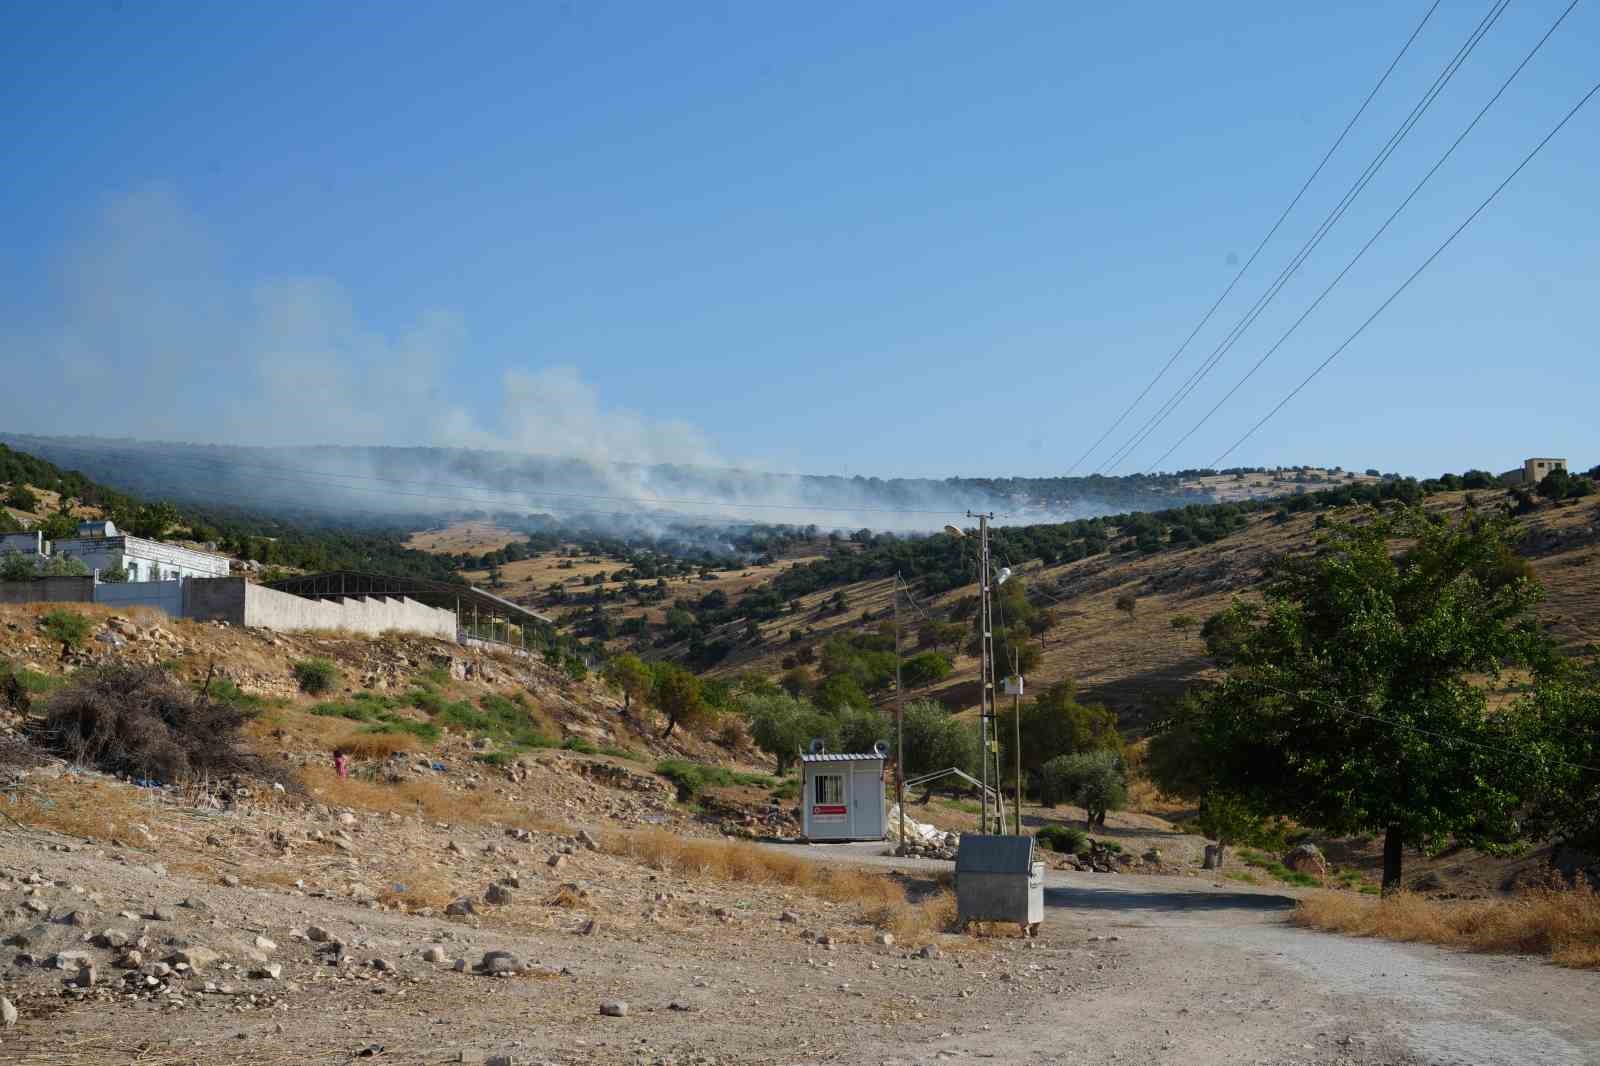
left=0, top=577, right=95, bottom=604
left=183, top=578, right=455, bottom=639
left=94, top=580, right=184, bottom=616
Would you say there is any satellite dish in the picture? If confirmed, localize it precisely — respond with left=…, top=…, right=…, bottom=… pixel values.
left=808, top=738, right=827, bottom=754
left=872, top=740, right=890, bottom=757
left=995, top=566, right=1012, bottom=586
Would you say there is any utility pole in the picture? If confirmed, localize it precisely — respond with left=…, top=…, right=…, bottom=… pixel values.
left=970, top=511, right=997, bottom=835
left=894, top=571, right=906, bottom=852
left=1012, top=674, right=1023, bottom=835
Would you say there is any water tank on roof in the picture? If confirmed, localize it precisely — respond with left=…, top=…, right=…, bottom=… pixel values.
left=76, top=520, right=117, bottom=538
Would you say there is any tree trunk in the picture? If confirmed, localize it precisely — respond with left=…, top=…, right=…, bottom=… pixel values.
left=1382, top=824, right=1404, bottom=894
left=622, top=691, right=630, bottom=716
left=661, top=716, right=675, bottom=738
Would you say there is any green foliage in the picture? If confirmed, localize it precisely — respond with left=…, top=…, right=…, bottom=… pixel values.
left=562, top=655, right=588, bottom=682
left=5, top=485, right=39, bottom=512
left=1039, top=750, right=1127, bottom=825
left=0, top=551, right=35, bottom=582
left=293, top=658, right=340, bottom=695
left=900, top=651, right=953, bottom=689
left=655, top=758, right=774, bottom=802
left=741, top=692, right=839, bottom=773
left=560, top=736, right=598, bottom=754
left=898, top=699, right=980, bottom=780
left=436, top=692, right=553, bottom=751
left=1515, top=659, right=1600, bottom=853
left=202, top=677, right=270, bottom=714
left=998, top=679, right=1121, bottom=789
left=40, top=609, right=91, bottom=655
left=40, top=555, right=90, bottom=577
left=651, top=662, right=707, bottom=737
left=1113, top=592, right=1138, bottom=617
left=1036, top=823, right=1089, bottom=854
left=602, top=653, right=652, bottom=714
left=1180, top=507, right=1553, bottom=890
left=1169, top=614, right=1198, bottom=631
left=97, top=563, right=129, bottom=583
left=814, top=673, right=868, bottom=713
left=973, top=577, right=1043, bottom=676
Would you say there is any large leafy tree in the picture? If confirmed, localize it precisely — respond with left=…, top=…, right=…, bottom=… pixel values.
left=651, top=663, right=706, bottom=738
left=1187, top=506, right=1550, bottom=892
left=601, top=654, right=652, bottom=717
left=997, top=679, right=1121, bottom=786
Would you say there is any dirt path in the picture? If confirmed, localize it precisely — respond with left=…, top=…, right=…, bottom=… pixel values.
left=790, top=844, right=1600, bottom=1066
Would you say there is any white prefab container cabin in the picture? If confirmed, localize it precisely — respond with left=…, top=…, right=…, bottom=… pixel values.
left=800, top=752, right=887, bottom=842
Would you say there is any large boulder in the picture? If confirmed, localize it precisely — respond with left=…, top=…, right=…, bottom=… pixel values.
left=1283, top=843, right=1328, bottom=877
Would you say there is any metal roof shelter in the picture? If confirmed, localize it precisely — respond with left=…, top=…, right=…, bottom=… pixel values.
left=800, top=751, right=887, bottom=842
left=265, top=570, right=551, bottom=649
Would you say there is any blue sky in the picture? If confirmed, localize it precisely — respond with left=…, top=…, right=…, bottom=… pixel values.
left=3, top=1, right=1596, bottom=479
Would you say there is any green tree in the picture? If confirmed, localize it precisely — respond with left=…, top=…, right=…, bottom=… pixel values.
left=40, top=555, right=89, bottom=577
left=742, top=692, right=837, bottom=773
left=0, top=551, right=35, bottom=582
left=130, top=501, right=182, bottom=539
left=1536, top=468, right=1573, bottom=501
left=1114, top=592, right=1138, bottom=618
left=602, top=653, right=652, bottom=717
left=41, top=609, right=92, bottom=660
left=814, top=673, right=867, bottom=714
left=897, top=699, right=980, bottom=792
left=835, top=705, right=890, bottom=754
left=5, top=485, right=39, bottom=512
left=1183, top=507, right=1550, bottom=892
left=997, top=679, right=1121, bottom=786
left=900, top=651, right=952, bottom=689
left=1039, top=750, right=1126, bottom=826
left=652, top=663, right=706, bottom=737
left=1515, top=660, right=1600, bottom=854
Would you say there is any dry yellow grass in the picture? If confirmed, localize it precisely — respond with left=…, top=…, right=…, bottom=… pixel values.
left=3, top=778, right=152, bottom=841
left=298, top=765, right=563, bottom=832
left=1294, top=883, right=1600, bottom=969
left=333, top=732, right=421, bottom=759
left=605, top=829, right=953, bottom=939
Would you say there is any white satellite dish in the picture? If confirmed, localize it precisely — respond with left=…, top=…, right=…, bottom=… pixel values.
left=808, top=738, right=827, bottom=754
left=872, top=739, right=890, bottom=757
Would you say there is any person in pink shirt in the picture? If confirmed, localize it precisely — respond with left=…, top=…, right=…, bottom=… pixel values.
left=334, top=749, right=349, bottom=780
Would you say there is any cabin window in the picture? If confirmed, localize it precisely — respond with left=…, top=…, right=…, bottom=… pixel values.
left=814, top=774, right=844, bottom=805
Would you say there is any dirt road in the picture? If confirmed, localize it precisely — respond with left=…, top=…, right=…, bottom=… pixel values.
left=795, top=843, right=1600, bottom=1066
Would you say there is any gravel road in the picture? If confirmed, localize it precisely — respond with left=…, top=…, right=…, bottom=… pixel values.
left=785, top=843, right=1600, bottom=1066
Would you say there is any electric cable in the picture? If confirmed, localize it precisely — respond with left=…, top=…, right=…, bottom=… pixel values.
left=1095, top=0, right=1511, bottom=474
left=1209, top=75, right=1600, bottom=468
left=1144, top=0, right=1583, bottom=473
left=1064, top=0, right=1444, bottom=475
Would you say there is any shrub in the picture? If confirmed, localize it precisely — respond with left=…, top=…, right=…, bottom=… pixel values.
left=40, top=609, right=91, bottom=658
left=655, top=758, right=773, bottom=802
left=1036, top=824, right=1089, bottom=854
left=0, top=551, right=36, bottom=582
left=5, top=485, right=39, bottom=512
left=33, top=664, right=280, bottom=783
left=293, top=658, right=340, bottom=695
left=561, top=736, right=598, bottom=755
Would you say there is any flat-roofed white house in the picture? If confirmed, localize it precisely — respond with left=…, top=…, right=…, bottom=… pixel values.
left=50, top=520, right=230, bottom=581
left=1, top=521, right=230, bottom=581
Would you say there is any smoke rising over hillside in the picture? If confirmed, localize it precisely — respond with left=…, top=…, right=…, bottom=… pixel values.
left=0, top=189, right=1203, bottom=538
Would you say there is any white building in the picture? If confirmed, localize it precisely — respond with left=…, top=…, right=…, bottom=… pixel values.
left=800, top=750, right=888, bottom=842
left=1, top=520, right=230, bottom=581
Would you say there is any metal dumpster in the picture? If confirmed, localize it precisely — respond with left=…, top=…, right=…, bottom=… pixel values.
left=955, top=834, right=1044, bottom=935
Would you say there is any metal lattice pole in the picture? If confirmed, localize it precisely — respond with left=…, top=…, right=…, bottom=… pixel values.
left=894, top=571, right=906, bottom=851
left=972, top=511, right=996, bottom=834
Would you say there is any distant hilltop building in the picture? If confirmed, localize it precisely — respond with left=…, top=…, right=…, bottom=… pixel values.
left=0, top=519, right=229, bottom=581
left=1499, top=457, right=1568, bottom=487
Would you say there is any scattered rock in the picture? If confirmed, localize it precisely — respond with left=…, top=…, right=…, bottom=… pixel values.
left=253, top=963, right=283, bottom=980
left=254, top=935, right=277, bottom=953
left=546, top=855, right=568, bottom=870
left=576, top=828, right=599, bottom=851
left=1, top=996, right=16, bottom=1028
left=221, top=874, right=241, bottom=888
left=779, top=910, right=800, bottom=923
left=445, top=898, right=478, bottom=917
left=480, top=951, right=520, bottom=975
left=599, top=1000, right=629, bottom=1017
left=917, top=944, right=943, bottom=960
left=421, top=945, right=447, bottom=963
left=1283, top=843, right=1329, bottom=877
left=73, top=962, right=97, bottom=988
left=484, top=883, right=514, bottom=905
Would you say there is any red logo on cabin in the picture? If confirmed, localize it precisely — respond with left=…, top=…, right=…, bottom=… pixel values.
left=811, top=805, right=847, bottom=815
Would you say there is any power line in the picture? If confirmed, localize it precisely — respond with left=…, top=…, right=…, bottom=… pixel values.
left=1096, top=0, right=1510, bottom=475
left=1210, top=75, right=1600, bottom=468
left=1144, top=0, right=1583, bottom=473
left=1063, top=0, right=1443, bottom=476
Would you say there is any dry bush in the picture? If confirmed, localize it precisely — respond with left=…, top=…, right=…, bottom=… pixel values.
left=1294, top=882, right=1600, bottom=969
left=335, top=731, right=420, bottom=759
left=3, top=778, right=149, bottom=841
left=604, top=829, right=952, bottom=938
left=33, top=665, right=283, bottom=785
left=379, top=867, right=458, bottom=912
